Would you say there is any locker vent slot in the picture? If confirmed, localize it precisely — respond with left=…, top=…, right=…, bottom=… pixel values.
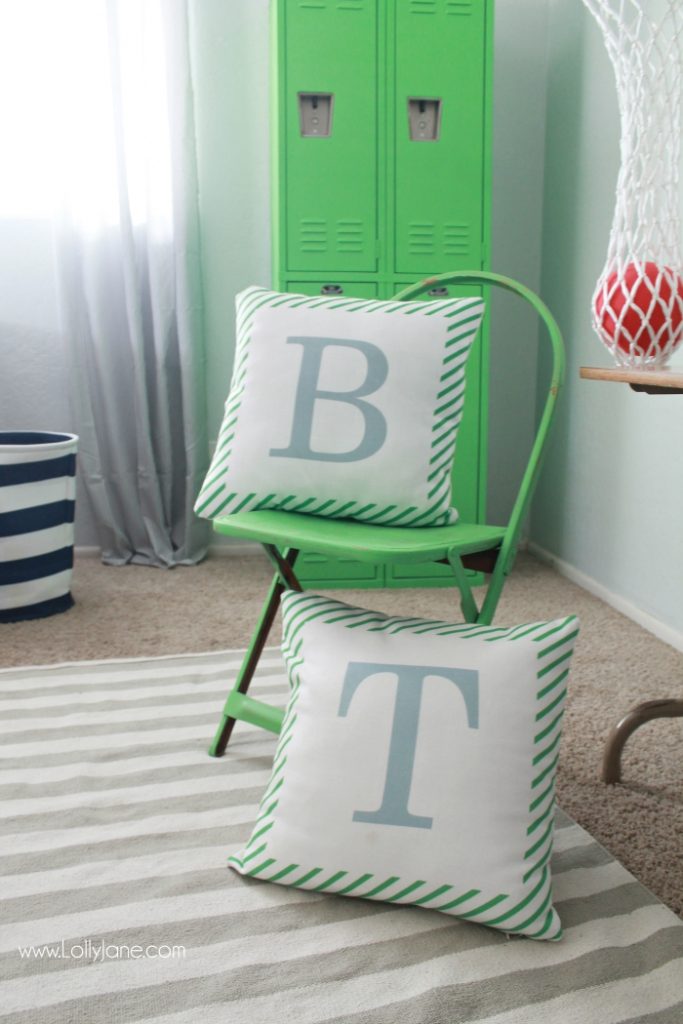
left=297, top=0, right=366, bottom=8
left=336, top=220, right=365, bottom=254
left=409, top=0, right=473, bottom=12
left=299, top=219, right=328, bottom=253
left=408, top=222, right=436, bottom=257
left=444, top=223, right=470, bottom=256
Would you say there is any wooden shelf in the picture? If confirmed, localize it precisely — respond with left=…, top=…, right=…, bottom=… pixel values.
left=580, top=366, right=683, bottom=394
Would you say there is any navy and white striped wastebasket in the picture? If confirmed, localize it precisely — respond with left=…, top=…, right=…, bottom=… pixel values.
left=0, top=432, right=78, bottom=623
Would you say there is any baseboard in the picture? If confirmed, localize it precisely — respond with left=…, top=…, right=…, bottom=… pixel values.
left=529, top=542, right=683, bottom=655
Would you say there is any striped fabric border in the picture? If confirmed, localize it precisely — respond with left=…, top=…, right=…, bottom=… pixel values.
left=230, top=595, right=579, bottom=941
left=1, top=649, right=682, bottom=1023
left=194, top=286, right=484, bottom=527
left=0, top=433, right=77, bottom=622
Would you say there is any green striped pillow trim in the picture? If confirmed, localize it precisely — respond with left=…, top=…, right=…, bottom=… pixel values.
left=229, top=596, right=578, bottom=941
left=195, top=286, right=484, bottom=526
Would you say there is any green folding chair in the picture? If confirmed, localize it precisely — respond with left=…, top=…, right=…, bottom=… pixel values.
left=208, top=271, right=565, bottom=756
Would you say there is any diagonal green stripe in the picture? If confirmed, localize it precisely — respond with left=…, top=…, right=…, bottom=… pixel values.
left=537, top=648, right=574, bottom=679
left=195, top=485, right=229, bottom=516
left=247, top=857, right=276, bottom=877
left=537, top=667, right=570, bottom=700
left=532, top=616, right=576, bottom=644
left=536, top=687, right=567, bottom=723
left=437, top=888, right=481, bottom=911
left=385, top=880, right=427, bottom=902
left=531, top=752, right=559, bottom=790
left=522, top=841, right=554, bottom=884
left=529, top=779, right=554, bottom=813
left=532, top=729, right=562, bottom=766
left=524, top=818, right=554, bottom=860
left=503, top=888, right=553, bottom=935
left=526, top=907, right=560, bottom=940
left=537, top=629, right=579, bottom=660
left=364, top=876, right=401, bottom=898
left=483, top=868, right=548, bottom=927
left=414, top=884, right=454, bottom=906
left=534, top=710, right=564, bottom=744
left=291, top=867, right=323, bottom=887
left=269, top=863, right=299, bottom=882
left=337, top=872, right=374, bottom=896
left=456, top=893, right=508, bottom=920
left=527, top=797, right=555, bottom=836
left=312, top=870, right=348, bottom=892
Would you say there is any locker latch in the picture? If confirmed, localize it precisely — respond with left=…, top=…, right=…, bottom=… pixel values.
left=408, top=98, right=442, bottom=141
left=298, top=93, right=333, bottom=137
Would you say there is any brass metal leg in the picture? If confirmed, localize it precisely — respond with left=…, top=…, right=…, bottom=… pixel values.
left=602, top=698, right=683, bottom=784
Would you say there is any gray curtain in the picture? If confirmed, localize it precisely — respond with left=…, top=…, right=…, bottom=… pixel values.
left=56, top=0, right=210, bottom=566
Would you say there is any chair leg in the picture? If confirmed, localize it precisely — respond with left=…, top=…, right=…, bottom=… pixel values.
left=448, top=548, right=512, bottom=627
left=477, top=560, right=507, bottom=626
left=208, top=548, right=299, bottom=757
left=447, top=552, right=481, bottom=623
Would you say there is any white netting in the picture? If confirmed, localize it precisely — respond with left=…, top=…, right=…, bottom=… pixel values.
left=581, top=0, right=683, bottom=367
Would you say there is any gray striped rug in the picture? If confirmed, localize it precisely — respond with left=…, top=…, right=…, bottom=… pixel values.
left=1, top=649, right=682, bottom=1024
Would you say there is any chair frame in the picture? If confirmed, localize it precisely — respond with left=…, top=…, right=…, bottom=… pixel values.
left=208, top=271, right=565, bottom=756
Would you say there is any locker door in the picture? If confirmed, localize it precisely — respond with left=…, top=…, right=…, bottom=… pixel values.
left=283, top=0, right=379, bottom=274
left=393, top=0, right=488, bottom=275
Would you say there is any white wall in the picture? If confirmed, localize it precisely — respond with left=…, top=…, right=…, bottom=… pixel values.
left=531, top=0, right=683, bottom=645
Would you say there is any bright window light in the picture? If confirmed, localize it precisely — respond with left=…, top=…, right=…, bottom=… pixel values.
left=0, top=0, right=172, bottom=233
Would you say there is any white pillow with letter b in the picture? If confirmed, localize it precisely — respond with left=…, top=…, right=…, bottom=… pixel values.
left=230, top=593, right=579, bottom=941
left=194, top=286, right=485, bottom=527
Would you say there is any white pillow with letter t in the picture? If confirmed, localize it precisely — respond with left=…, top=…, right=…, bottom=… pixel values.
left=230, top=592, right=580, bottom=941
left=194, top=286, right=485, bottom=527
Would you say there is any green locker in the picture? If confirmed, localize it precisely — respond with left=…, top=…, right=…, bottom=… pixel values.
left=271, top=0, right=494, bottom=588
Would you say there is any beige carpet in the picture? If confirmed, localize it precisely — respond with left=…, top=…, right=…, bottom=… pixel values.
left=3, top=550, right=682, bottom=918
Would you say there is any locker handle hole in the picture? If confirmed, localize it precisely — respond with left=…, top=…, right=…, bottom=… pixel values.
left=428, top=286, right=449, bottom=297
left=298, top=93, right=333, bottom=137
left=321, top=284, right=344, bottom=295
left=408, top=98, right=442, bottom=141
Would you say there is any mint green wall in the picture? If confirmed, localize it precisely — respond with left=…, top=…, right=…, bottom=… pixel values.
left=189, top=0, right=551, bottom=525
left=531, top=0, right=683, bottom=639
left=189, top=0, right=272, bottom=433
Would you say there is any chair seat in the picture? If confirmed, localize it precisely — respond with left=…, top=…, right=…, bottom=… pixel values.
left=213, top=510, right=506, bottom=565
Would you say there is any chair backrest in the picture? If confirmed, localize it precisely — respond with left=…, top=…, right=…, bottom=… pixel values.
left=393, top=271, right=565, bottom=579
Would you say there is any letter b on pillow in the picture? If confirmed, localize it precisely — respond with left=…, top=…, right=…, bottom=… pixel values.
left=270, top=337, right=389, bottom=463
left=194, top=286, right=485, bottom=527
